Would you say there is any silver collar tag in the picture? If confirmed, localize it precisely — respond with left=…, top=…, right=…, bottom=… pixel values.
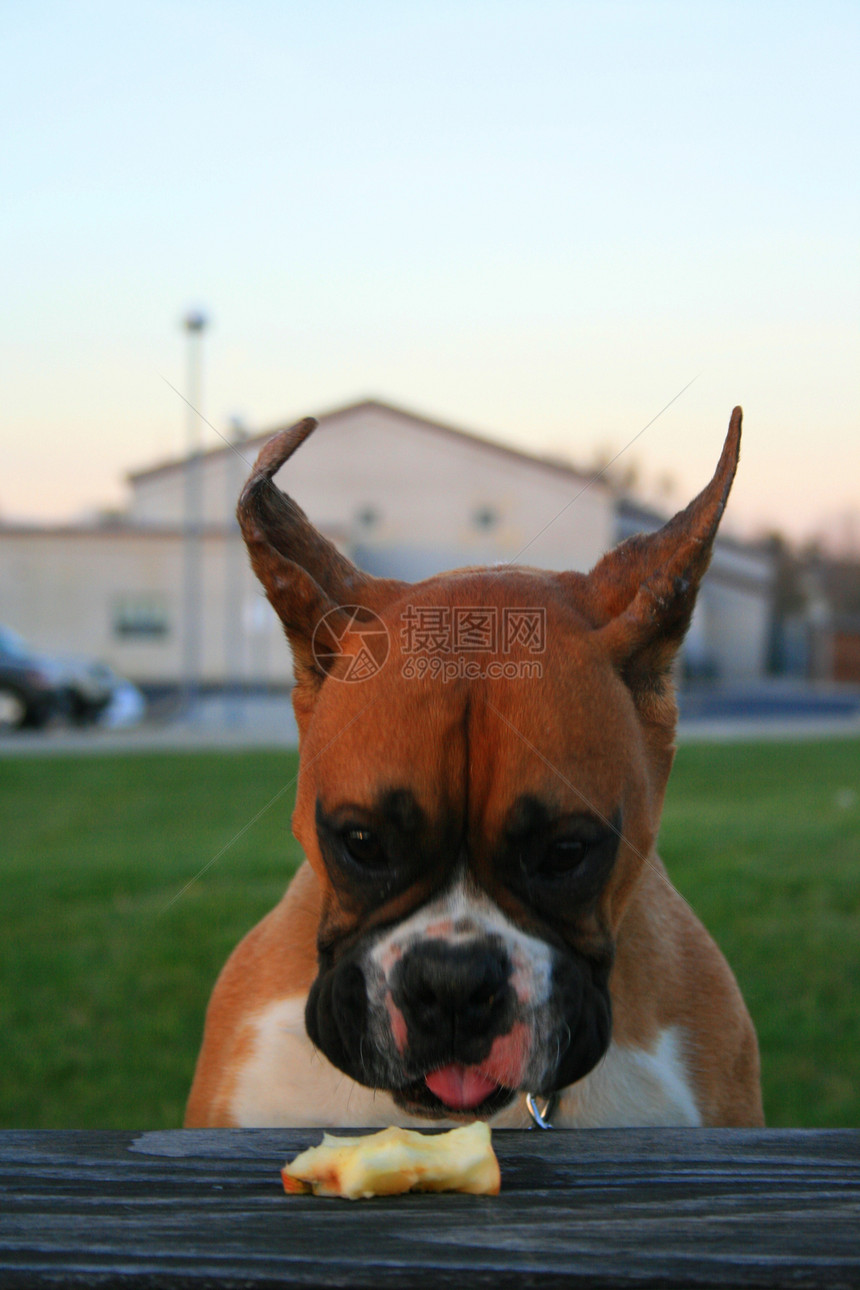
left=525, top=1092, right=556, bottom=1129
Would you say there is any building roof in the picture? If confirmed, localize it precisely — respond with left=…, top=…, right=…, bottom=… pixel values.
left=127, top=397, right=596, bottom=489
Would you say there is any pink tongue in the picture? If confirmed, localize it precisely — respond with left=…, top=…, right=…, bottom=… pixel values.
left=424, top=1063, right=500, bottom=1110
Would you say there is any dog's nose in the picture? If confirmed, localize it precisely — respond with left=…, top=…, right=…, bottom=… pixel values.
left=395, top=940, right=510, bottom=1042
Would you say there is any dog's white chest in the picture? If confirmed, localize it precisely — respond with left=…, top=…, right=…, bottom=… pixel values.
left=557, top=1027, right=703, bottom=1127
left=228, top=996, right=435, bottom=1128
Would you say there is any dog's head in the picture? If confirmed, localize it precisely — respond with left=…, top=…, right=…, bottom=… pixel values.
left=237, top=409, right=741, bottom=1117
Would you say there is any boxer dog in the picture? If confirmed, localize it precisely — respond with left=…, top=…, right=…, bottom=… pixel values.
left=186, top=407, right=763, bottom=1129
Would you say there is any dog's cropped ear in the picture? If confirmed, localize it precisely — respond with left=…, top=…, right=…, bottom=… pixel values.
left=578, top=407, right=742, bottom=725
left=237, top=418, right=407, bottom=709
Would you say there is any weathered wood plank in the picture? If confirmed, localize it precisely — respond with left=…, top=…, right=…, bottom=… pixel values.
left=0, top=1129, right=858, bottom=1288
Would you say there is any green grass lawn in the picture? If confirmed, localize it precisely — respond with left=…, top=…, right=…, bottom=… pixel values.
left=1, top=739, right=858, bottom=1128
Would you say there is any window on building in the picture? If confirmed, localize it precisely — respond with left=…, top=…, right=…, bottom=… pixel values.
left=356, top=505, right=380, bottom=529
left=112, top=595, right=170, bottom=640
left=472, top=505, right=499, bottom=531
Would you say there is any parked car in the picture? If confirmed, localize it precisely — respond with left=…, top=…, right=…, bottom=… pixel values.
left=54, top=656, right=116, bottom=725
left=0, top=627, right=63, bottom=730
left=56, top=657, right=146, bottom=728
left=0, top=628, right=146, bottom=732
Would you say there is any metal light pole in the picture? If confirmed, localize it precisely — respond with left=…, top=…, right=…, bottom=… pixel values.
left=180, top=310, right=208, bottom=718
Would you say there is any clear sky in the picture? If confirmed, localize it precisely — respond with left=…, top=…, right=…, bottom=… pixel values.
left=2, top=1, right=858, bottom=548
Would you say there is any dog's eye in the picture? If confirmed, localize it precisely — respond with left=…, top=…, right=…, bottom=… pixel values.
left=539, top=837, right=589, bottom=878
left=341, top=827, right=385, bottom=869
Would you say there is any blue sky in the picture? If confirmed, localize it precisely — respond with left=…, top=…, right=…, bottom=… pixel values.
left=2, top=1, right=858, bottom=546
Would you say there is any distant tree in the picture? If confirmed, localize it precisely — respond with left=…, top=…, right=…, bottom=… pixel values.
left=588, top=446, right=641, bottom=493
left=763, top=532, right=809, bottom=674
left=816, top=555, right=860, bottom=617
left=765, top=533, right=808, bottom=617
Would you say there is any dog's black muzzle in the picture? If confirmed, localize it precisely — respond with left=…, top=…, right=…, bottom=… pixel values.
left=305, top=928, right=614, bottom=1110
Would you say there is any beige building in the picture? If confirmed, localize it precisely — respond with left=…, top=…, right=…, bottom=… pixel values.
left=2, top=399, right=776, bottom=689
left=0, top=401, right=614, bottom=689
left=128, top=399, right=613, bottom=579
left=0, top=523, right=275, bottom=688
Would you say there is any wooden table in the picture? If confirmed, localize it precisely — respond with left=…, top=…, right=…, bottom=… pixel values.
left=1, top=1128, right=858, bottom=1287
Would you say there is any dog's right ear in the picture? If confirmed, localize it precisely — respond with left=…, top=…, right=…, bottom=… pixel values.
left=237, top=418, right=407, bottom=716
left=574, top=408, right=742, bottom=730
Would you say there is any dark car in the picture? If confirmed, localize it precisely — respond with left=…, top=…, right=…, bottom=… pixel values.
left=0, top=627, right=63, bottom=730
left=54, top=656, right=116, bottom=725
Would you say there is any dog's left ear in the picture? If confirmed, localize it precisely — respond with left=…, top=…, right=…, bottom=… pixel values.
left=575, top=407, right=742, bottom=725
left=236, top=418, right=408, bottom=717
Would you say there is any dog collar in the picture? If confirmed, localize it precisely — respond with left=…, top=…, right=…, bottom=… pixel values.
left=525, top=1092, right=556, bottom=1129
